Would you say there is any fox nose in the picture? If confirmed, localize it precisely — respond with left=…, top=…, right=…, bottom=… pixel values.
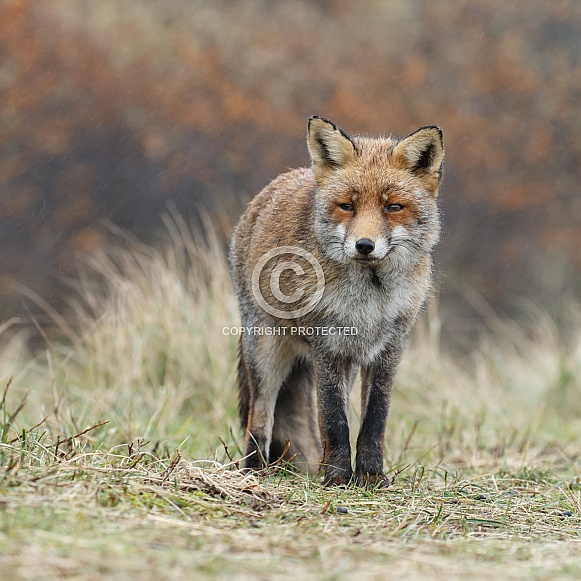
left=355, top=238, right=375, bottom=255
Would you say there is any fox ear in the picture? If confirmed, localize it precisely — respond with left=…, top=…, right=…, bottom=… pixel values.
left=308, top=116, right=357, bottom=182
left=393, top=126, right=444, bottom=179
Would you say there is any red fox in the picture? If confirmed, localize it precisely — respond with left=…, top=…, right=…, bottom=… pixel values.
left=229, top=116, right=444, bottom=486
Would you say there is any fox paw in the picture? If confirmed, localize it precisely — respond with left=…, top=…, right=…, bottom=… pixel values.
left=322, top=467, right=354, bottom=487
left=323, top=475, right=351, bottom=487
left=355, top=472, right=392, bottom=489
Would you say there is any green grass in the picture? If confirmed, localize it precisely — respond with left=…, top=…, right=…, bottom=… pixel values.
left=1, top=217, right=581, bottom=580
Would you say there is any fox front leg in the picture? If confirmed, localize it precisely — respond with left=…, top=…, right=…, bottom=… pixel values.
left=314, top=353, right=355, bottom=485
left=355, top=348, right=402, bottom=487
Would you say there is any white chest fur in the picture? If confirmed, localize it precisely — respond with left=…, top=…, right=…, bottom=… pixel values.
left=308, top=263, right=426, bottom=365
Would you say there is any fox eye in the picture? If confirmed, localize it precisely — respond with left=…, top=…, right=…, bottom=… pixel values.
left=338, top=203, right=355, bottom=211
left=385, top=204, right=404, bottom=213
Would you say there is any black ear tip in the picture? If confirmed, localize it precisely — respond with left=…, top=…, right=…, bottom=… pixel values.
left=401, top=125, right=443, bottom=146
left=308, top=115, right=338, bottom=131
left=420, top=125, right=443, bottom=143
left=308, top=115, right=321, bottom=129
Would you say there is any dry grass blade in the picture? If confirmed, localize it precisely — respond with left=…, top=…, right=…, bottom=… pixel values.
left=50, top=421, right=109, bottom=449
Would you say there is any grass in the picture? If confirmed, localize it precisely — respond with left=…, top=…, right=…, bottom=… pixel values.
left=1, top=215, right=581, bottom=580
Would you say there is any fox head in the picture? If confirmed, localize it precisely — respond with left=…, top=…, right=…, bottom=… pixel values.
left=307, top=116, right=443, bottom=269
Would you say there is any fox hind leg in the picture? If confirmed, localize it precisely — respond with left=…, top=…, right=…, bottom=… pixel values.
left=237, top=334, right=293, bottom=469
left=270, top=359, right=321, bottom=474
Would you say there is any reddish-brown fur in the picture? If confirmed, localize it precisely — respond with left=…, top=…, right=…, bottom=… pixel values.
left=230, top=116, right=444, bottom=485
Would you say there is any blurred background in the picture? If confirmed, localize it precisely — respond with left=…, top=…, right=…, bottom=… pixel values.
left=1, top=0, right=580, bottom=345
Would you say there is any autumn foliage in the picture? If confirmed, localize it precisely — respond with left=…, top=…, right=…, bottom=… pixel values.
left=0, top=0, right=580, bottom=328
